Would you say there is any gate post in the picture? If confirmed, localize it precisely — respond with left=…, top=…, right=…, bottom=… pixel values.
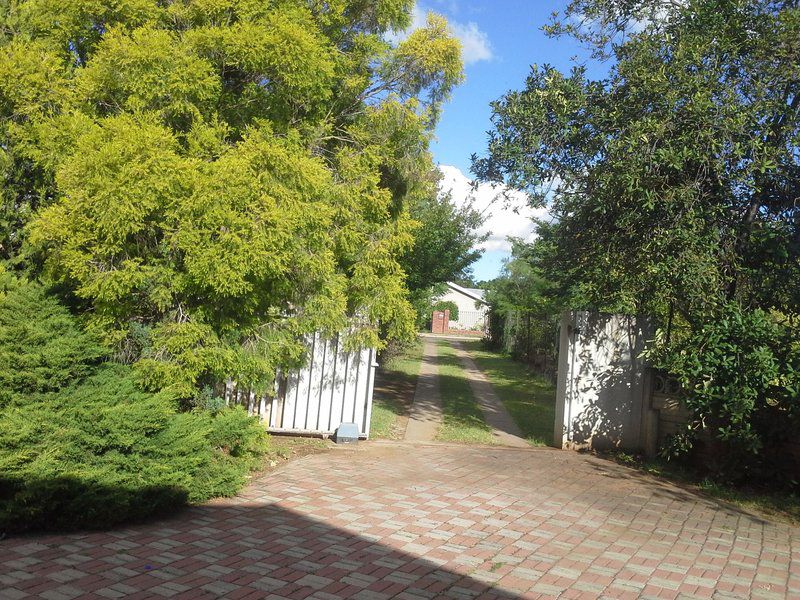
left=431, top=309, right=450, bottom=334
left=552, top=312, right=573, bottom=448
left=553, top=311, right=654, bottom=452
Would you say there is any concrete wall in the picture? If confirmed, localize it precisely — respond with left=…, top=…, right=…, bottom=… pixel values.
left=554, top=311, right=656, bottom=452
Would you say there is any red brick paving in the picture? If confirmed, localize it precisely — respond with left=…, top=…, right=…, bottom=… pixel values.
left=1, top=442, right=799, bottom=599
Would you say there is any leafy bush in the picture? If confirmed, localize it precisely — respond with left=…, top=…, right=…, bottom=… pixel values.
left=0, top=283, right=269, bottom=533
left=0, top=282, right=104, bottom=406
left=645, top=304, right=800, bottom=486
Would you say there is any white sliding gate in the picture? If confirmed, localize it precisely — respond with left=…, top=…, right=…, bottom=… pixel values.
left=225, top=331, right=378, bottom=439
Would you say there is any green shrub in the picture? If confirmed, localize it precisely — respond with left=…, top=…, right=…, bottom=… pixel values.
left=0, top=364, right=269, bottom=533
left=645, top=304, right=800, bottom=486
left=432, top=300, right=459, bottom=321
left=0, top=283, right=270, bottom=533
left=0, top=283, right=104, bottom=406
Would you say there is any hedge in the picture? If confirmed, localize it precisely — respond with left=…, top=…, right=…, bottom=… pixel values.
left=0, top=283, right=269, bottom=533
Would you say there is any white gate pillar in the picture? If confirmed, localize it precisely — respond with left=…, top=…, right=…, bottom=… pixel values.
left=553, top=311, right=655, bottom=452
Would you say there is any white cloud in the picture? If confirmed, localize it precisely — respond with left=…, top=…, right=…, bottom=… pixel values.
left=449, top=20, right=493, bottom=65
left=388, top=4, right=493, bottom=65
left=438, top=165, right=548, bottom=253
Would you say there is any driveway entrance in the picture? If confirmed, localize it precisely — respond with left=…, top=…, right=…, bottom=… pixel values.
left=2, top=442, right=797, bottom=599
left=404, top=335, right=528, bottom=447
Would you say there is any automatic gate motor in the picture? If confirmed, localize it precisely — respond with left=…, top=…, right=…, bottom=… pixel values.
left=334, top=423, right=359, bottom=444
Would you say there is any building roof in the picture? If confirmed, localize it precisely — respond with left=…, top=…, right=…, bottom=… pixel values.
left=445, top=282, right=488, bottom=305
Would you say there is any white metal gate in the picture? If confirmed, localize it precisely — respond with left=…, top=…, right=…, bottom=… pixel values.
left=226, top=331, right=377, bottom=438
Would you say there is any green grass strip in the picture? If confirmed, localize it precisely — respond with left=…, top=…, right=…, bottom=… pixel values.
left=466, top=339, right=556, bottom=446
left=370, top=339, right=424, bottom=439
left=435, top=339, right=495, bottom=444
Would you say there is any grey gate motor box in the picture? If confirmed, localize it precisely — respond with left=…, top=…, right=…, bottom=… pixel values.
left=334, top=423, right=359, bottom=444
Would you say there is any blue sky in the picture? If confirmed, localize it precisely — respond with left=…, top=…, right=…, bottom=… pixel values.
left=412, top=1, right=605, bottom=281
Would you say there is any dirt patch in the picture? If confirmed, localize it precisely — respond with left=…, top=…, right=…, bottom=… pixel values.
left=249, top=436, right=332, bottom=480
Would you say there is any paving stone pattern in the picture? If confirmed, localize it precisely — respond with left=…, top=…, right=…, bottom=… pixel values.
left=2, top=443, right=799, bottom=600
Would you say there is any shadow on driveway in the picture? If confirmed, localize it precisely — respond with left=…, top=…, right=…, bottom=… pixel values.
left=2, top=497, right=523, bottom=599
left=3, top=443, right=798, bottom=599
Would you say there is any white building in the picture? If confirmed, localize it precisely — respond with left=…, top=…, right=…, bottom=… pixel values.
left=437, top=282, right=489, bottom=331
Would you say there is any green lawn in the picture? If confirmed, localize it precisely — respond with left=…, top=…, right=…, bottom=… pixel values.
left=467, top=340, right=557, bottom=446
left=435, top=339, right=495, bottom=444
left=369, top=339, right=424, bottom=439
left=371, top=336, right=555, bottom=446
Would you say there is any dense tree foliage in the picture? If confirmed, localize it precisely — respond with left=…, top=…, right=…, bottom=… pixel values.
left=0, top=0, right=464, bottom=397
left=401, top=189, right=484, bottom=296
left=396, top=178, right=485, bottom=330
left=476, top=0, right=800, bottom=481
left=484, top=240, right=558, bottom=376
left=0, top=1, right=475, bottom=530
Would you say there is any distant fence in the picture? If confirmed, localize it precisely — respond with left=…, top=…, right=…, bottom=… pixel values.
left=225, top=331, right=377, bottom=438
left=487, top=309, right=558, bottom=382
left=450, top=309, right=487, bottom=331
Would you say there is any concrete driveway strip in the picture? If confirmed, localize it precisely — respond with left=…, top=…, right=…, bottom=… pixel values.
left=451, top=341, right=529, bottom=448
left=404, top=335, right=442, bottom=442
left=3, top=443, right=798, bottom=600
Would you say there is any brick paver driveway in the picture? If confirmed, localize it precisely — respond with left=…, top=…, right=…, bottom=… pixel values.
left=2, top=442, right=798, bottom=600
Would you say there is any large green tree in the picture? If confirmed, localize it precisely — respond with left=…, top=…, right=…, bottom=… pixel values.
left=484, top=238, right=558, bottom=363
left=401, top=188, right=484, bottom=295
left=400, top=183, right=486, bottom=327
left=0, top=0, right=464, bottom=397
left=476, top=0, right=800, bottom=479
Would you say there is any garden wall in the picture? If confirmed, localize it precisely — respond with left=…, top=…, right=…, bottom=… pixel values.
left=556, top=311, right=800, bottom=468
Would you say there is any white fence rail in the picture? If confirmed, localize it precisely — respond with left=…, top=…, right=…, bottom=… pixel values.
left=450, top=309, right=487, bottom=330
left=225, top=331, right=377, bottom=438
